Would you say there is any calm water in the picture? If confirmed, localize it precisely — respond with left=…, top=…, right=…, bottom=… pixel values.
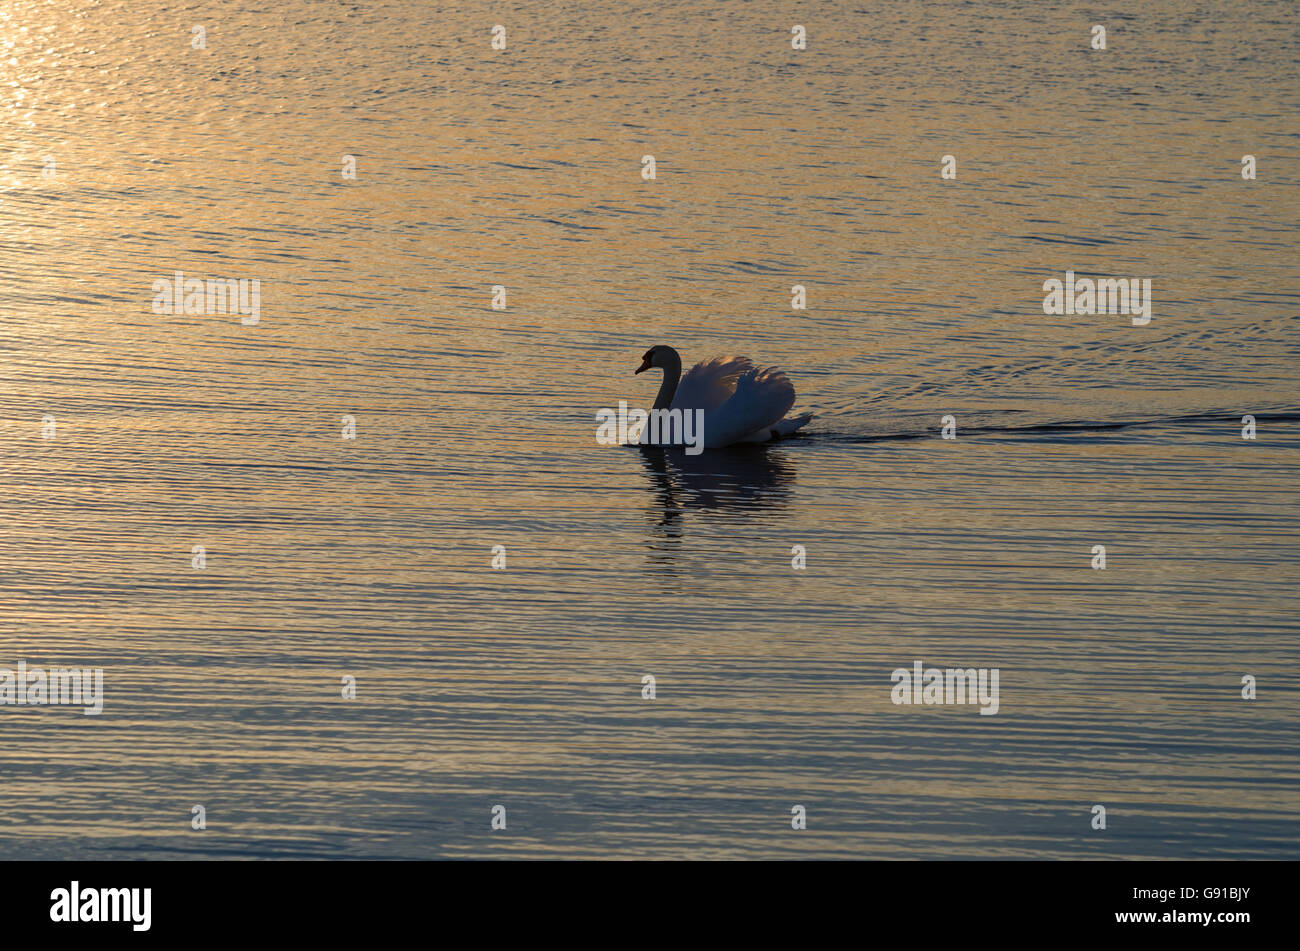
left=1, top=0, right=1297, bottom=858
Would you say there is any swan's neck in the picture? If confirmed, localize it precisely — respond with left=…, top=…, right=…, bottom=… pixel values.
left=653, top=362, right=681, bottom=410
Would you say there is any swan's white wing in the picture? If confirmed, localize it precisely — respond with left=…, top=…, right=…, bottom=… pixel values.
left=670, top=355, right=754, bottom=414
left=703, top=367, right=797, bottom=448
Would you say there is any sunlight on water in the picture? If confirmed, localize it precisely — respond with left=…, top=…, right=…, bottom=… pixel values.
left=0, top=0, right=1296, bottom=858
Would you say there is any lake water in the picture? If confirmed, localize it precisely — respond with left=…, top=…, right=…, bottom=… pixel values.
left=1, top=0, right=1297, bottom=858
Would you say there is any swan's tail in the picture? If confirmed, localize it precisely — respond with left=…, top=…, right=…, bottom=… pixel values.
left=772, top=412, right=814, bottom=437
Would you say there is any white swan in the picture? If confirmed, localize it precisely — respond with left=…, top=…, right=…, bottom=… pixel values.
left=634, top=345, right=814, bottom=448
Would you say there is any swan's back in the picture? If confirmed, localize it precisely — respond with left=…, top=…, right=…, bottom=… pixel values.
left=672, top=356, right=797, bottom=447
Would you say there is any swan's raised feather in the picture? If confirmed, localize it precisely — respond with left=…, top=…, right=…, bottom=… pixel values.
left=670, top=356, right=756, bottom=414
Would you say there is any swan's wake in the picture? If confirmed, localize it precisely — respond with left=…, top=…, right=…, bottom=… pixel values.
left=815, top=410, right=1300, bottom=444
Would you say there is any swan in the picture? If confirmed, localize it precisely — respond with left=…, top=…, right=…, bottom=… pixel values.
left=634, top=345, right=814, bottom=448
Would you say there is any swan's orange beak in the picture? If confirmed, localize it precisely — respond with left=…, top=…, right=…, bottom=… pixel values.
left=634, top=355, right=652, bottom=374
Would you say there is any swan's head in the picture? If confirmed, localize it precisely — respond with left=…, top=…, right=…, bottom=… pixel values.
left=635, top=345, right=680, bottom=375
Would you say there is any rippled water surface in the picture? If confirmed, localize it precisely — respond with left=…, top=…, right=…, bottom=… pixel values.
left=1, top=0, right=1297, bottom=858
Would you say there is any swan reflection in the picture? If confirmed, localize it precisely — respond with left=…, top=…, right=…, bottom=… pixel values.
left=636, top=444, right=796, bottom=540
